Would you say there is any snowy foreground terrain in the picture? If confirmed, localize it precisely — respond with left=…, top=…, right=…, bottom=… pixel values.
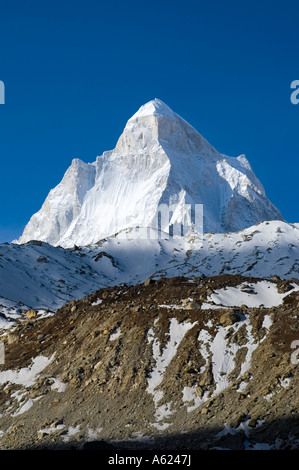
left=0, top=220, right=298, bottom=321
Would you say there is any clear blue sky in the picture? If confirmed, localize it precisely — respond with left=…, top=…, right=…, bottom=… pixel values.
left=0, top=0, right=298, bottom=243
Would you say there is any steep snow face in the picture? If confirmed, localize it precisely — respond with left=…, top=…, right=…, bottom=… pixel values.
left=19, top=159, right=96, bottom=246
left=17, top=98, right=282, bottom=247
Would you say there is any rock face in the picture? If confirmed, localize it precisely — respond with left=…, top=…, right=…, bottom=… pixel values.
left=17, top=99, right=282, bottom=248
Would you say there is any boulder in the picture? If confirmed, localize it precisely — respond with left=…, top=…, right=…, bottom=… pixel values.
left=185, top=301, right=201, bottom=310
left=277, top=281, right=292, bottom=294
left=144, top=278, right=155, bottom=287
left=26, top=309, right=37, bottom=320
left=36, top=256, right=47, bottom=263
left=219, top=310, right=240, bottom=326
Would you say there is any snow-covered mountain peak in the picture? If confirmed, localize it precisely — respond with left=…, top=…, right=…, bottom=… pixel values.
left=117, top=98, right=215, bottom=158
left=17, top=100, right=283, bottom=247
left=128, top=98, right=177, bottom=121
left=116, top=98, right=186, bottom=154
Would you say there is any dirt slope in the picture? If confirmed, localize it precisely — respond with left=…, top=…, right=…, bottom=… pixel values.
left=0, top=274, right=298, bottom=450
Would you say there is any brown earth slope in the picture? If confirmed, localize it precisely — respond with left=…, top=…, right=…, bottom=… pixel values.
left=0, top=274, right=299, bottom=450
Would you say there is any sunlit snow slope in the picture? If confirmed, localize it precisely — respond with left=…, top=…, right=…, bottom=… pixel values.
left=1, top=221, right=298, bottom=320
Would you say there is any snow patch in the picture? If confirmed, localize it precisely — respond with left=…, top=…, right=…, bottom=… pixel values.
left=0, top=355, right=54, bottom=386
left=50, top=377, right=68, bottom=393
left=109, top=328, right=121, bottom=341
left=147, top=318, right=197, bottom=425
left=183, top=314, right=270, bottom=412
left=204, top=281, right=299, bottom=309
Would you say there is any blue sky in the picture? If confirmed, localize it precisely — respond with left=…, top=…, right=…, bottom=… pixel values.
left=0, top=0, right=298, bottom=242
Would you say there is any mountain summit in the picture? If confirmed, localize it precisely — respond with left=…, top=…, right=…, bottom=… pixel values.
left=128, top=98, right=176, bottom=120
left=17, top=99, right=282, bottom=247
